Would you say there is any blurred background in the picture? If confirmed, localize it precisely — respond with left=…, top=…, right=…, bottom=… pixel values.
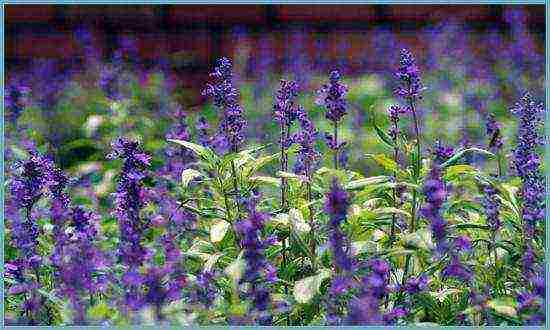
left=4, top=5, right=546, bottom=203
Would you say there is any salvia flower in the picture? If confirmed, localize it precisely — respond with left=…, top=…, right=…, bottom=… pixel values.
left=395, top=48, right=425, bottom=102
left=345, top=259, right=391, bottom=325
left=234, top=195, right=277, bottom=325
left=202, top=57, right=247, bottom=152
left=56, top=206, right=107, bottom=324
left=482, top=184, right=501, bottom=232
left=325, top=179, right=353, bottom=273
left=324, top=179, right=354, bottom=324
left=196, top=116, right=212, bottom=147
left=293, top=109, right=320, bottom=176
left=163, top=108, right=195, bottom=180
left=5, top=81, right=31, bottom=123
left=431, top=140, right=454, bottom=165
left=317, top=70, right=348, bottom=154
left=510, top=92, right=544, bottom=239
left=108, top=137, right=151, bottom=310
left=421, top=165, right=448, bottom=253
left=387, top=105, right=406, bottom=142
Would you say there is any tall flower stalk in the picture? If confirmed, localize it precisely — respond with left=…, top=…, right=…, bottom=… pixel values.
left=293, top=109, right=320, bottom=270
left=387, top=104, right=406, bottom=247
left=395, top=49, right=424, bottom=286
left=510, top=92, right=545, bottom=324
left=317, top=70, right=348, bottom=169
left=234, top=195, right=278, bottom=325
left=324, top=179, right=354, bottom=324
left=202, top=57, right=247, bottom=216
left=273, top=79, right=300, bottom=211
left=108, top=137, right=152, bottom=312
left=7, top=151, right=51, bottom=324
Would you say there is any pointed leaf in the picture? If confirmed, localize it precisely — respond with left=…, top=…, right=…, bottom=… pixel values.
left=210, top=220, right=231, bottom=243
left=293, top=269, right=331, bottom=304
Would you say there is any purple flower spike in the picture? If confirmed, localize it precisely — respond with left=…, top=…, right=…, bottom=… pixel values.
left=202, top=57, right=247, bottom=153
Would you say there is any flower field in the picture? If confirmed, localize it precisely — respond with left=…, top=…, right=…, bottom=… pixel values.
left=4, top=8, right=546, bottom=326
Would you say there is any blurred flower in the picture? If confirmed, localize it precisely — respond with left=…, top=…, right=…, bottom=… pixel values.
left=431, top=140, right=454, bottom=164
left=234, top=194, right=276, bottom=325
left=485, top=113, right=504, bottom=154
left=421, top=165, right=448, bottom=253
left=108, top=137, right=151, bottom=310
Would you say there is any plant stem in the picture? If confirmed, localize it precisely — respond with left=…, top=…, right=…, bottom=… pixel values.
left=306, top=174, right=317, bottom=272
left=388, top=146, right=400, bottom=248
left=401, top=95, right=421, bottom=293
left=333, top=122, right=339, bottom=170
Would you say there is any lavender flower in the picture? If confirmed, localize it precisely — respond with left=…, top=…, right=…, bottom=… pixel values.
left=234, top=195, right=277, bottom=325
left=108, top=137, right=151, bottom=310
left=202, top=57, right=247, bottom=153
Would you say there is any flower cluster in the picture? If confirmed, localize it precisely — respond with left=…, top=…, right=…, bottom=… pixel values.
left=324, top=179, right=354, bottom=324
left=431, top=140, right=454, bottom=164
left=234, top=195, right=278, bottom=325
left=422, top=165, right=472, bottom=282
left=387, top=104, right=406, bottom=142
left=108, top=137, right=152, bottom=310
left=510, top=92, right=544, bottom=239
left=317, top=70, right=348, bottom=153
left=293, top=109, right=320, bottom=176
left=202, top=57, right=247, bottom=153
left=395, top=48, right=425, bottom=103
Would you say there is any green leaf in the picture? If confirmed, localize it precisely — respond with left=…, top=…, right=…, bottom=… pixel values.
left=441, top=147, right=494, bottom=168
left=365, top=154, right=401, bottom=174
left=180, top=168, right=203, bottom=188
left=87, top=301, right=111, bottom=320
left=401, top=228, right=435, bottom=250
left=444, top=164, right=478, bottom=180
left=243, top=153, right=280, bottom=177
left=225, top=254, right=246, bottom=282
left=345, top=176, right=389, bottom=190
left=373, top=207, right=411, bottom=218
left=368, top=104, right=395, bottom=148
left=210, top=220, right=231, bottom=243
left=293, top=269, right=331, bottom=304
left=277, top=171, right=304, bottom=181
left=168, top=139, right=218, bottom=164
left=249, top=176, right=281, bottom=187
left=204, top=252, right=222, bottom=272
left=487, top=298, right=517, bottom=317
left=289, top=208, right=311, bottom=234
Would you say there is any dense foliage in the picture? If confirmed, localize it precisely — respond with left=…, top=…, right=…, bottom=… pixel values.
left=4, top=15, right=546, bottom=326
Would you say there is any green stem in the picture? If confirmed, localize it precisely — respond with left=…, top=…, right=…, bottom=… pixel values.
left=333, top=121, right=339, bottom=170
left=401, top=95, right=421, bottom=293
